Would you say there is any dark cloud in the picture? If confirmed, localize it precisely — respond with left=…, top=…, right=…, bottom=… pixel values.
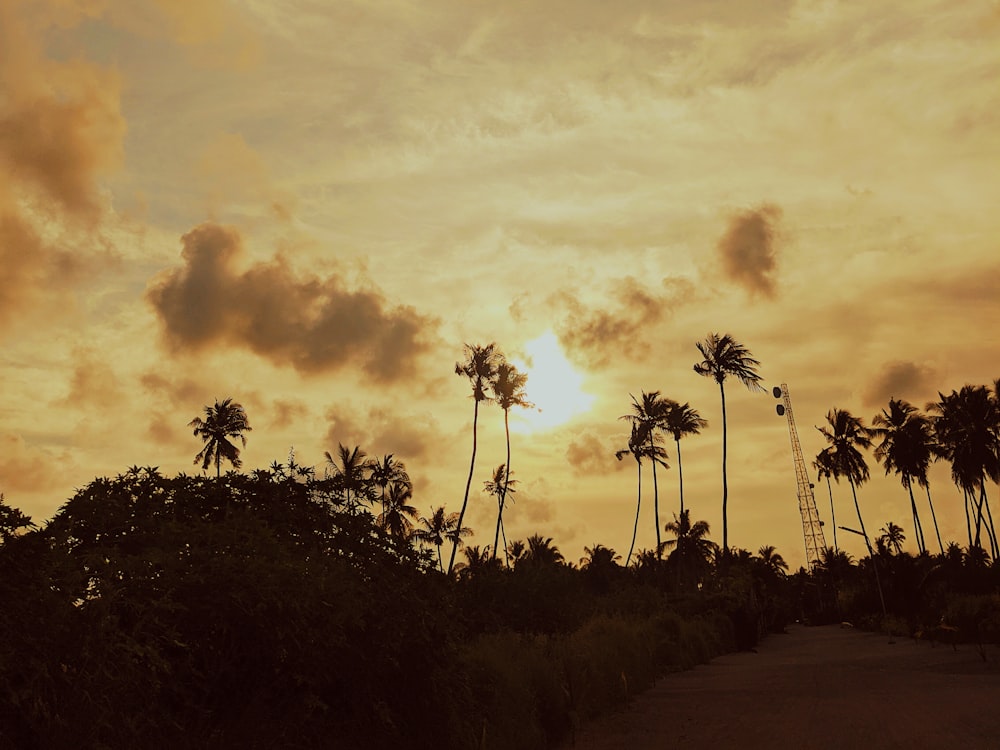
left=146, top=222, right=435, bottom=382
left=323, top=405, right=435, bottom=462
left=552, top=275, right=695, bottom=366
left=271, top=399, right=309, bottom=430
left=862, top=361, right=937, bottom=408
left=716, top=204, right=782, bottom=298
left=140, top=372, right=207, bottom=406
left=0, top=433, right=70, bottom=494
left=566, top=433, right=622, bottom=475
left=59, top=350, right=120, bottom=409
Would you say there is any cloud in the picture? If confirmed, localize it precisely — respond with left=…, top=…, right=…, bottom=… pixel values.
left=323, top=405, right=436, bottom=462
left=146, top=222, right=435, bottom=382
left=196, top=132, right=295, bottom=219
left=566, top=433, right=621, bottom=475
left=271, top=399, right=309, bottom=430
left=552, top=275, right=695, bottom=365
left=59, top=350, right=121, bottom=409
left=716, top=204, right=782, bottom=298
left=0, top=433, right=71, bottom=494
left=862, top=360, right=937, bottom=408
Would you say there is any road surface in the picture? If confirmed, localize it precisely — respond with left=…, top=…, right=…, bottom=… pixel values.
left=570, top=624, right=1000, bottom=749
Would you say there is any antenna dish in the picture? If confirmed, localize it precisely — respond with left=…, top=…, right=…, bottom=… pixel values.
left=776, top=404, right=785, bottom=416
left=772, top=386, right=782, bottom=399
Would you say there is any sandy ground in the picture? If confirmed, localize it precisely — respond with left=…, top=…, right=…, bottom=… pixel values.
left=569, top=624, right=1000, bottom=750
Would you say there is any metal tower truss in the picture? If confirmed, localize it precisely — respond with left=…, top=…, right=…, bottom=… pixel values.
left=773, top=383, right=826, bottom=568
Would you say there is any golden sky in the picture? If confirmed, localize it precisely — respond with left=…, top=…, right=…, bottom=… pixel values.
left=2, top=0, right=999, bottom=568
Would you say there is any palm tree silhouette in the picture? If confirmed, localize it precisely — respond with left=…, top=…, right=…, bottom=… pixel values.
left=928, top=386, right=999, bottom=556
left=413, top=506, right=470, bottom=572
left=378, top=481, right=418, bottom=542
left=870, top=399, right=937, bottom=554
left=813, top=448, right=839, bottom=552
left=450, top=343, right=502, bottom=575
left=579, top=543, right=621, bottom=569
left=189, top=398, right=252, bottom=478
left=369, top=454, right=410, bottom=521
left=662, top=509, right=716, bottom=588
left=524, top=534, right=564, bottom=566
left=757, top=545, right=789, bottom=577
left=817, top=409, right=874, bottom=549
left=621, top=392, right=671, bottom=557
left=616, top=423, right=647, bottom=568
left=324, top=444, right=371, bottom=513
left=483, top=463, right=517, bottom=564
left=693, top=333, right=764, bottom=555
left=661, top=399, right=708, bottom=516
left=877, top=521, right=906, bottom=555
left=490, top=361, right=531, bottom=562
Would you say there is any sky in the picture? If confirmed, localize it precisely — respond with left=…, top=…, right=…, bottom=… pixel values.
left=2, top=0, right=999, bottom=569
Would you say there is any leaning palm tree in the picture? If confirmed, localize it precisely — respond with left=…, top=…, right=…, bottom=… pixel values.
left=621, top=392, right=670, bottom=556
left=661, top=399, right=708, bottom=515
left=616, top=422, right=668, bottom=566
left=449, top=342, right=503, bottom=575
left=189, top=398, right=252, bottom=478
left=870, top=399, right=932, bottom=554
left=324, top=444, right=371, bottom=513
left=813, top=448, right=839, bottom=552
left=484, top=463, right=518, bottom=563
left=490, top=361, right=531, bottom=562
left=693, top=333, right=764, bottom=554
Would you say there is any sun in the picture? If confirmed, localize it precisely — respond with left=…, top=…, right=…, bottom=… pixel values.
left=510, top=331, right=595, bottom=433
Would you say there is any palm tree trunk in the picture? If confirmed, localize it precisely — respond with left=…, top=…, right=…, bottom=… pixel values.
left=492, top=408, right=513, bottom=562
left=925, top=485, right=944, bottom=554
left=449, top=400, right=480, bottom=576
left=826, top=476, right=838, bottom=552
left=648, top=431, right=662, bottom=558
left=981, top=482, right=998, bottom=558
left=719, top=381, right=729, bottom=556
left=972, top=480, right=987, bottom=550
left=676, top=438, right=685, bottom=515
left=626, top=458, right=641, bottom=567
left=849, top=479, right=888, bottom=623
left=906, top=481, right=925, bottom=554
left=963, top=486, right=972, bottom=547
left=437, top=544, right=444, bottom=573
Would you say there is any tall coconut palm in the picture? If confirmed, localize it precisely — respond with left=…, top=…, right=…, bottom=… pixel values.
left=189, top=398, right=252, bottom=478
left=369, top=454, right=410, bottom=520
left=929, top=386, right=999, bottom=556
left=378, top=481, right=418, bottom=542
left=616, top=422, right=667, bottom=567
left=662, top=509, right=716, bottom=588
left=449, top=342, right=503, bottom=575
left=324, top=444, right=371, bottom=513
left=817, top=409, right=874, bottom=548
left=661, top=399, right=708, bottom=515
left=693, top=333, right=764, bottom=555
left=413, top=506, right=470, bottom=572
left=621, top=392, right=671, bottom=556
left=484, top=463, right=518, bottom=563
left=870, top=398, right=933, bottom=554
left=813, top=448, right=839, bottom=552
left=490, top=361, right=531, bottom=562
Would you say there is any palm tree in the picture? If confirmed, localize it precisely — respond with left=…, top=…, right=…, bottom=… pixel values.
left=369, top=454, right=410, bottom=520
left=490, top=361, right=531, bottom=562
left=524, top=534, right=564, bottom=566
left=579, top=543, right=622, bottom=569
left=870, top=399, right=934, bottom=554
left=378, top=481, right=418, bottom=542
left=324, top=444, right=371, bottom=513
left=189, top=398, right=252, bottom=478
left=757, top=545, right=789, bottom=577
left=413, top=506, right=470, bottom=572
left=813, top=448, right=839, bottom=552
left=878, top=521, right=906, bottom=555
left=484, top=463, right=518, bottom=564
left=454, top=545, right=493, bottom=578
left=616, top=423, right=667, bottom=567
left=449, top=343, right=503, bottom=575
left=929, top=386, right=999, bottom=556
left=662, top=509, right=716, bottom=588
left=661, top=399, right=708, bottom=516
left=693, top=333, right=764, bottom=555
left=621, top=392, right=671, bottom=556
left=507, top=539, right=527, bottom=567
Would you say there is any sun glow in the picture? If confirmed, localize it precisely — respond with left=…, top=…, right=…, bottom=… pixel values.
left=510, top=332, right=595, bottom=433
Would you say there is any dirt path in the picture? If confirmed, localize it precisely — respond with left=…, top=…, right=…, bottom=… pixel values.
left=570, top=625, right=1000, bottom=749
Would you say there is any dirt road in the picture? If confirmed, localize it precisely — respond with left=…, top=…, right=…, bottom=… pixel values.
left=570, top=625, right=1000, bottom=749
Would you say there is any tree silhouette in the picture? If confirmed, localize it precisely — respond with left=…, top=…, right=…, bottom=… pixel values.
left=484, top=463, right=518, bottom=565
left=188, top=398, right=252, bottom=478
left=878, top=521, right=906, bottom=556
left=662, top=509, right=716, bottom=589
left=616, top=422, right=667, bottom=567
left=369, top=454, right=410, bottom=521
left=870, top=398, right=933, bottom=554
left=413, top=506, right=470, bottom=572
left=378, top=481, right=418, bottom=542
left=757, top=545, right=789, bottom=577
left=490, top=361, right=531, bottom=562
left=661, top=399, right=708, bottom=516
left=324, top=444, right=371, bottom=513
left=524, top=534, right=564, bottom=566
left=813, top=448, right=839, bottom=552
left=621, top=392, right=671, bottom=557
left=450, top=343, right=502, bottom=575
left=693, top=333, right=763, bottom=555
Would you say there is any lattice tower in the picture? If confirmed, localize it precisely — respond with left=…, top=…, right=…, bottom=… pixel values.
left=774, top=383, right=826, bottom=568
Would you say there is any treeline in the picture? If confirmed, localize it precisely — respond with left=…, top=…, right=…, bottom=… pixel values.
left=0, top=469, right=767, bottom=750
